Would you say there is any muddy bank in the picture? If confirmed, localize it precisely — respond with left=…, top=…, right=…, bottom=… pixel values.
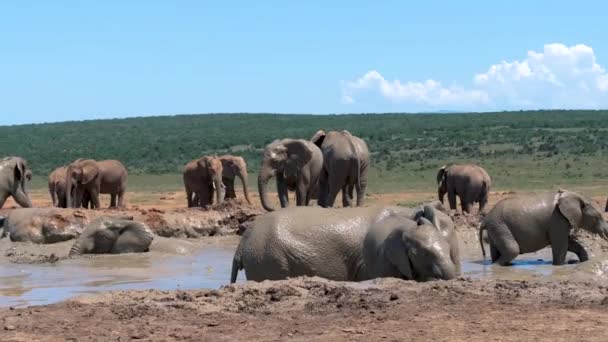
left=0, top=200, right=262, bottom=243
left=1, top=277, right=608, bottom=341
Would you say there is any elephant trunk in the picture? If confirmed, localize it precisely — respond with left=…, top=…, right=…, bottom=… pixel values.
left=438, top=187, right=446, bottom=205
left=432, top=259, right=458, bottom=280
left=238, top=169, right=252, bottom=205
left=214, top=177, right=224, bottom=205
left=69, top=240, right=82, bottom=256
left=258, top=163, right=275, bottom=212
left=66, top=176, right=74, bottom=208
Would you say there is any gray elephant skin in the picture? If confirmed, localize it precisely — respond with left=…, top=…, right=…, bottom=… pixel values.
left=479, top=190, right=608, bottom=266
left=0, top=208, right=87, bottom=243
left=183, top=155, right=225, bottom=207
left=311, top=130, right=370, bottom=208
left=219, top=155, right=252, bottom=204
left=0, top=156, right=32, bottom=209
left=66, top=159, right=128, bottom=209
left=437, top=164, right=491, bottom=214
left=258, top=138, right=323, bottom=211
left=231, top=203, right=460, bottom=283
left=69, top=216, right=154, bottom=255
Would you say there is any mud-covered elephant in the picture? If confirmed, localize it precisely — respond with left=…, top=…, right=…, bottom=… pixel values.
left=231, top=203, right=459, bottom=283
left=219, top=155, right=252, bottom=204
left=258, top=139, right=323, bottom=212
left=311, top=130, right=370, bottom=208
left=69, top=216, right=154, bottom=255
left=48, top=166, right=69, bottom=208
left=0, top=208, right=86, bottom=243
left=479, top=190, right=608, bottom=266
left=0, top=156, right=32, bottom=209
left=66, top=159, right=128, bottom=209
left=183, top=155, right=225, bottom=207
left=437, top=164, right=491, bottom=214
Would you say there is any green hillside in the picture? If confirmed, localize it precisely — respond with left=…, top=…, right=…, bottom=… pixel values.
left=2, top=111, right=608, bottom=194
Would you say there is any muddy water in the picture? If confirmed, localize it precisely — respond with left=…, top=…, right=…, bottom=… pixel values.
left=1, top=237, right=608, bottom=308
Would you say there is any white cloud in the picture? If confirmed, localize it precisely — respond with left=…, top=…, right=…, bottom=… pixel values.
left=341, top=43, right=608, bottom=110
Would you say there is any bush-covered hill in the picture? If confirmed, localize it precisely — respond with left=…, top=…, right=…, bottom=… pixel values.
left=2, top=111, right=608, bottom=193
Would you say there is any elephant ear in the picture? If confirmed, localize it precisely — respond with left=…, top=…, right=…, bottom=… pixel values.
left=310, top=130, right=327, bottom=148
left=284, top=140, right=314, bottom=168
left=437, top=165, right=447, bottom=185
left=422, top=204, right=441, bottom=231
left=197, top=158, right=210, bottom=178
left=556, top=191, right=582, bottom=230
left=384, top=230, right=414, bottom=280
left=81, top=162, right=99, bottom=184
left=13, top=159, right=26, bottom=182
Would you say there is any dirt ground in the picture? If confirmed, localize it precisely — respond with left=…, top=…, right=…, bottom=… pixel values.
left=2, top=190, right=608, bottom=341
left=1, top=276, right=608, bottom=341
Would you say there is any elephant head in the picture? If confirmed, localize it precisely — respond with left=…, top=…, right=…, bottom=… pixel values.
left=384, top=206, right=457, bottom=281
left=556, top=190, right=608, bottom=240
left=66, top=159, right=99, bottom=208
left=199, top=156, right=225, bottom=205
left=69, top=216, right=154, bottom=255
left=258, top=139, right=315, bottom=212
left=221, top=156, right=251, bottom=204
left=0, top=157, right=32, bottom=208
left=436, top=165, right=448, bottom=204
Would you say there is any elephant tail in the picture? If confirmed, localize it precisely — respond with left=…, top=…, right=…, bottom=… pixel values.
left=230, top=244, right=244, bottom=284
left=479, top=222, right=487, bottom=258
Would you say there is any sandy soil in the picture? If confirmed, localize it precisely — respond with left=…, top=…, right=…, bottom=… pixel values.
left=1, top=277, right=608, bottom=341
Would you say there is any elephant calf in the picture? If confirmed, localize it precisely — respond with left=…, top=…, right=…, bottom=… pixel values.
left=69, top=216, right=154, bottom=255
left=231, top=203, right=460, bottom=283
left=480, top=190, right=608, bottom=266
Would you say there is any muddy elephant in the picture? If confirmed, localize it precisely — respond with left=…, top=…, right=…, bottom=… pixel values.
left=183, top=155, right=225, bottom=207
left=479, top=190, right=608, bottom=266
left=0, top=208, right=87, bottom=243
left=219, top=155, right=252, bottom=204
left=69, top=216, right=154, bottom=255
left=437, top=164, right=491, bottom=214
left=231, top=204, right=459, bottom=283
left=311, top=130, right=370, bottom=208
left=0, top=157, right=32, bottom=209
left=258, top=139, right=323, bottom=212
left=66, top=159, right=128, bottom=209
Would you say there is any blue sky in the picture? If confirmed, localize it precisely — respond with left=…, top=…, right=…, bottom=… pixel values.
left=2, top=1, right=608, bottom=125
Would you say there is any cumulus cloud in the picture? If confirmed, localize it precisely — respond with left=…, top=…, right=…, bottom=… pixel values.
left=341, top=43, right=608, bottom=110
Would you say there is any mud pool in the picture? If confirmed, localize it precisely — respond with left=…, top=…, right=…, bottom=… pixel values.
left=1, top=237, right=608, bottom=308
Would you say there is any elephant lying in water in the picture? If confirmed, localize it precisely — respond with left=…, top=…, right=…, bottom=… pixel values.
left=480, top=190, right=608, bottom=266
left=69, top=216, right=154, bottom=256
left=231, top=202, right=460, bottom=283
left=0, top=208, right=87, bottom=243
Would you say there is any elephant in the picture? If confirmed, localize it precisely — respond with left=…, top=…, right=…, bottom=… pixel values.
left=66, top=159, right=128, bottom=209
left=0, top=156, right=32, bottom=209
left=69, top=216, right=154, bottom=255
left=0, top=208, right=87, bottom=243
left=183, top=155, right=225, bottom=207
left=258, top=138, right=323, bottom=212
left=219, top=155, right=252, bottom=204
left=48, top=166, right=69, bottom=208
left=311, top=130, right=370, bottom=208
left=437, top=164, right=491, bottom=214
left=230, top=203, right=459, bottom=283
left=479, top=190, right=608, bottom=266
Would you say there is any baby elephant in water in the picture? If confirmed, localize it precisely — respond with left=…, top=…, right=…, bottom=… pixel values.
left=231, top=203, right=460, bottom=283
left=69, top=216, right=154, bottom=256
left=480, top=190, right=608, bottom=266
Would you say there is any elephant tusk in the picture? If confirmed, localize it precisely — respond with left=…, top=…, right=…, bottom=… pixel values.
left=212, top=182, right=216, bottom=190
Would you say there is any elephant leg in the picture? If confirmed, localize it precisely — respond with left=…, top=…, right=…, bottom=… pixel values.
left=492, top=224, right=519, bottom=266
left=207, top=185, right=214, bottom=205
left=317, top=172, right=329, bottom=207
left=224, top=178, right=236, bottom=200
left=355, top=167, right=367, bottom=207
left=110, top=194, right=117, bottom=208
left=342, top=185, right=352, bottom=208
left=295, top=182, right=307, bottom=206
left=478, top=192, right=488, bottom=214
left=548, top=221, right=569, bottom=265
left=461, top=200, right=472, bottom=214
left=490, top=244, right=501, bottom=263
left=447, top=191, right=457, bottom=211
left=117, top=191, right=125, bottom=208
left=568, top=237, right=589, bottom=263
left=90, top=188, right=101, bottom=209
left=277, top=180, right=289, bottom=208
left=326, top=168, right=346, bottom=208
left=186, top=191, right=193, bottom=207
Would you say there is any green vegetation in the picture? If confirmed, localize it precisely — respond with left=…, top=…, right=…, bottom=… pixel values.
left=3, top=110, right=608, bottom=194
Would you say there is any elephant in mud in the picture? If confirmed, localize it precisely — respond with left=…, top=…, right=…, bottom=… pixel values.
left=311, top=130, right=370, bottom=208
left=0, top=208, right=87, bottom=243
left=183, top=155, right=225, bottom=207
left=69, top=216, right=154, bottom=255
left=219, top=155, right=252, bottom=204
left=258, top=139, right=323, bottom=212
left=0, top=157, right=33, bottom=209
left=437, top=164, right=491, bottom=214
left=231, top=203, right=460, bottom=283
left=66, top=159, right=128, bottom=209
left=479, top=190, right=608, bottom=266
